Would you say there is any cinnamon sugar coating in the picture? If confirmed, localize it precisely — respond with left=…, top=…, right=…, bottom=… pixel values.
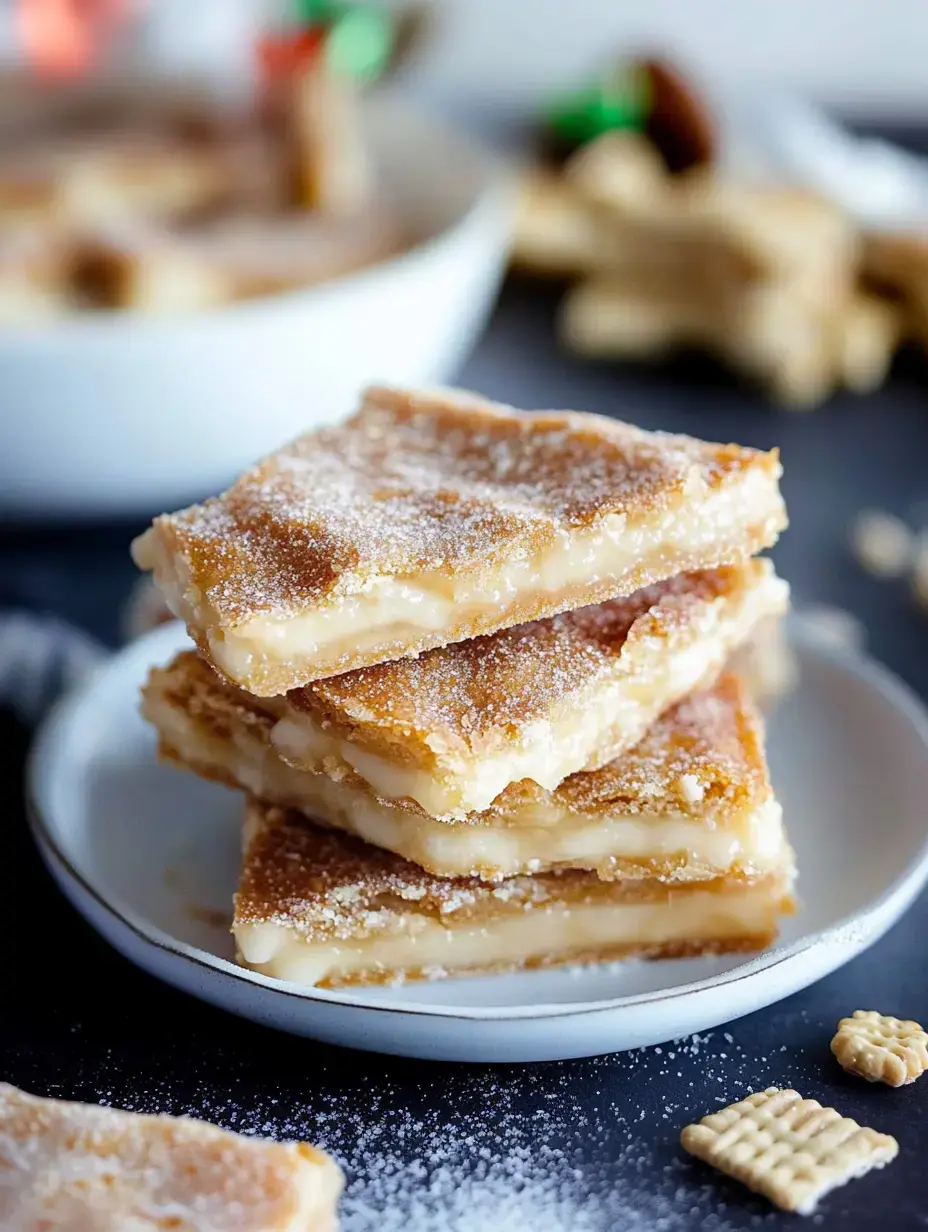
left=0, top=1082, right=342, bottom=1231
left=289, top=560, right=782, bottom=760
left=492, top=673, right=768, bottom=820
left=132, top=385, right=785, bottom=691
left=138, top=386, right=780, bottom=621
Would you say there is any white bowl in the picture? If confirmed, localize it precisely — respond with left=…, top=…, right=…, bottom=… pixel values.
left=0, top=96, right=511, bottom=518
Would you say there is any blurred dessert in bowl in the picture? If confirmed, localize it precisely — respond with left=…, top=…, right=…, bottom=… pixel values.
left=0, top=3, right=511, bottom=517
left=0, top=6, right=411, bottom=320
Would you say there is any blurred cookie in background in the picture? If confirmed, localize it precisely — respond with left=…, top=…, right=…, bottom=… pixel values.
left=513, top=56, right=917, bottom=411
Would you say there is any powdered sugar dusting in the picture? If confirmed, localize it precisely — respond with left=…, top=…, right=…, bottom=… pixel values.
left=44, top=1027, right=802, bottom=1231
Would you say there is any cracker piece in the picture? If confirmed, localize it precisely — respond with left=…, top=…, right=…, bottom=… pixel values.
left=831, top=1010, right=928, bottom=1087
left=681, top=1087, right=898, bottom=1215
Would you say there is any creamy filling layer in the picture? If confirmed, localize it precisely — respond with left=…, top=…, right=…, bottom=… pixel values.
left=270, top=644, right=722, bottom=817
left=147, top=697, right=784, bottom=881
left=269, top=571, right=787, bottom=816
left=133, top=467, right=783, bottom=687
left=235, top=880, right=789, bottom=987
left=254, top=756, right=786, bottom=879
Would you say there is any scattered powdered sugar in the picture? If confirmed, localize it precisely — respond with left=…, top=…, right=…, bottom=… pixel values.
left=39, top=1027, right=805, bottom=1232
left=333, top=1129, right=607, bottom=1231
left=258, top=1099, right=737, bottom=1232
left=305, top=1097, right=739, bottom=1232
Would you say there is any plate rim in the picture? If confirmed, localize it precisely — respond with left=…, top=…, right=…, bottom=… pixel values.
left=26, top=622, right=928, bottom=1023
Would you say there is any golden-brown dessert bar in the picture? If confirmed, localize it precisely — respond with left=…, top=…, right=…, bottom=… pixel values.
left=285, top=61, right=373, bottom=216
left=234, top=798, right=795, bottom=988
left=144, top=664, right=786, bottom=884
left=222, top=561, right=783, bottom=817
left=272, top=560, right=785, bottom=816
left=132, top=385, right=787, bottom=694
left=0, top=1082, right=342, bottom=1231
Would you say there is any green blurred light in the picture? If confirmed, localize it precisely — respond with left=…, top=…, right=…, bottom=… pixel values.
left=325, top=6, right=394, bottom=81
left=292, top=0, right=341, bottom=25
left=547, top=64, right=651, bottom=145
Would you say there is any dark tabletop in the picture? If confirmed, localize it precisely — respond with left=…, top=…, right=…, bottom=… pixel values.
left=3, top=276, right=928, bottom=1230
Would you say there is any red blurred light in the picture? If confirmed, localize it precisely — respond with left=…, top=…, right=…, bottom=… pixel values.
left=256, top=28, right=326, bottom=84
left=16, top=0, right=128, bottom=78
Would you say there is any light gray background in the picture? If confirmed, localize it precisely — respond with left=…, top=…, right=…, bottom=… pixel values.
left=1, top=0, right=927, bottom=117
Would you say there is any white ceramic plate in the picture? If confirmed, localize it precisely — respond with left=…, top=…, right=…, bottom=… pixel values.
left=27, top=622, right=928, bottom=1062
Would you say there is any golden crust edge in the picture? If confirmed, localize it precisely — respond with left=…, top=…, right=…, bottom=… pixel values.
left=174, top=513, right=786, bottom=696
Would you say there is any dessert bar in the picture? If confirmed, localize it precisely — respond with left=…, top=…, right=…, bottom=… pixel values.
left=144, top=663, right=786, bottom=883
left=267, top=560, right=786, bottom=816
left=75, top=209, right=403, bottom=314
left=234, top=798, right=795, bottom=988
left=0, top=1082, right=342, bottom=1231
left=133, top=385, right=787, bottom=693
left=146, top=561, right=785, bottom=818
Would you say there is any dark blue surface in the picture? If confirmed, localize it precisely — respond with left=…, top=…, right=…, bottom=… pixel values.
left=3, top=279, right=928, bottom=1229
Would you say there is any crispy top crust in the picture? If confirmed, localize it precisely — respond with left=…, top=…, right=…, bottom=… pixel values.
left=235, top=799, right=792, bottom=941
left=493, top=672, right=769, bottom=819
left=146, top=655, right=771, bottom=827
left=0, top=1082, right=341, bottom=1231
left=290, top=560, right=777, bottom=754
left=134, top=385, right=781, bottom=625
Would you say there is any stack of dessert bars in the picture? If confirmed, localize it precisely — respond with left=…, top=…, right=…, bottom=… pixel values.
left=135, top=385, right=793, bottom=989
